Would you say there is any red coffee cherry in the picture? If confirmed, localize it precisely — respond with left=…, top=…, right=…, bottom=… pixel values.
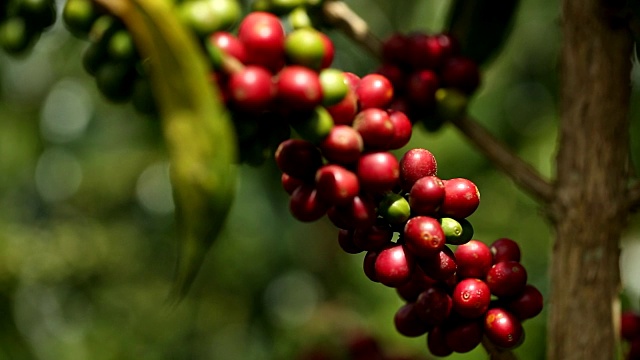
left=394, top=302, right=431, bottom=337
left=427, top=326, right=453, bottom=357
left=281, top=173, right=305, bottom=194
left=319, top=125, right=364, bottom=164
left=376, top=63, right=406, bottom=91
left=454, top=240, right=493, bottom=279
left=275, top=139, right=323, bottom=180
left=444, top=317, right=484, bottom=353
left=275, top=65, right=323, bottom=111
left=382, top=33, right=409, bottom=65
left=505, top=284, right=544, bottom=320
left=356, top=74, right=394, bottom=110
left=352, top=218, right=393, bottom=251
left=352, top=108, right=395, bottom=149
left=414, top=285, right=453, bottom=326
left=403, top=216, right=446, bottom=258
left=406, top=70, right=439, bottom=107
left=417, top=245, right=457, bottom=282
left=315, top=164, right=360, bottom=206
left=395, top=267, right=437, bottom=302
left=441, top=56, right=481, bottom=95
left=327, top=194, right=377, bottom=230
left=356, top=152, right=400, bottom=194
left=337, top=229, right=363, bottom=254
left=484, top=308, right=524, bottom=349
left=319, top=32, right=335, bottom=69
left=409, top=176, right=445, bottom=216
left=440, top=177, right=480, bottom=219
left=325, top=88, right=358, bottom=126
left=289, top=184, right=329, bottom=222
left=399, top=148, right=438, bottom=192
left=490, top=237, right=521, bottom=263
left=237, top=11, right=285, bottom=72
left=486, top=261, right=528, bottom=298
left=363, top=249, right=379, bottom=282
left=387, top=110, right=413, bottom=150
left=452, top=278, right=491, bottom=319
left=374, top=244, right=415, bottom=287
left=228, top=65, right=275, bottom=112
left=209, top=31, right=247, bottom=64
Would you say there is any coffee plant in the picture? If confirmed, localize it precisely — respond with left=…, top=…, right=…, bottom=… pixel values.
left=1, top=0, right=640, bottom=359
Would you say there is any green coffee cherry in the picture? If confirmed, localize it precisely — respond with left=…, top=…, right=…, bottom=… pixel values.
left=288, top=6, right=313, bottom=29
left=0, top=17, right=36, bottom=55
left=440, top=217, right=474, bottom=245
left=108, top=30, right=136, bottom=62
left=319, top=68, right=348, bottom=106
left=179, top=0, right=240, bottom=38
left=270, top=0, right=307, bottom=14
left=95, top=61, right=136, bottom=103
left=378, top=193, right=411, bottom=225
left=291, top=106, right=334, bottom=144
left=284, top=27, right=325, bottom=70
left=435, top=88, right=468, bottom=121
left=19, top=0, right=56, bottom=29
left=63, top=0, right=101, bottom=38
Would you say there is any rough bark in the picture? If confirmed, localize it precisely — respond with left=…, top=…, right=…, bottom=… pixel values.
left=549, top=0, right=633, bottom=359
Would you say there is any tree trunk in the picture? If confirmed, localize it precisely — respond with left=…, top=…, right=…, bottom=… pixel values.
left=549, top=0, right=633, bottom=359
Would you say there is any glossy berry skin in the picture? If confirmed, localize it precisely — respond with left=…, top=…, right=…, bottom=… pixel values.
left=374, top=244, right=415, bottom=287
left=352, top=108, right=395, bottom=149
left=327, top=195, right=376, bottom=230
left=403, top=216, right=446, bottom=258
left=409, top=176, right=445, bottom=216
left=363, top=250, right=379, bottom=282
left=395, top=267, right=437, bottom=302
left=275, top=139, right=323, bottom=180
left=427, top=326, right=453, bottom=357
left=440, top=178, right=480, bottom=219
left=281, top=173, right=305, bottom=194
left=399, top=148, right=438, bottom=192
left=440, top=217, right=473, bottom=245
left=228, top=65, right=274, bottom=112
left=356, top=74, right=394, bottom=110
left=414, top=285, right=453, bottom=326
left=319, top=32, right=334, bottom=69
left=486, top=261, right=528, bottom=298
left=284, top=27, right=325, bottom=70
left=484, top=308, right=524, bottom=349
left=417, top=245, right=457, bottom=282
left=454, top=240, right=493, bottom=279
left=378, top=193, right=411, bottom=225
left=315, top=165, right=360, bottom=206
left=289, top=184, right=329, bottom=222
left=394, top=302, right=431, bottom=337
left=337, top=229, right=363, bottom=254
left=319, top=68, right=349, bottom=106
left=356, top=152, right=400, bottom=194
left=441, top=56, right=481, bottom=95
left=505, top=284, right=544, bottom=320
left=387, top=110, right=413, bottom=150
left=452, top=278, right=491, bottom=319
left=275, top=66, right=323, bottom=111
left=444, top=318, right=484, bottom=353
left=319, top=125, right=363, bottom=164
left=209, top=31, right=247, bottom=63
left=237, top=11, right=285, bottom=72
left=326, top=88, right=358, bottom=126
left=490, top=238, right=521, bottom=263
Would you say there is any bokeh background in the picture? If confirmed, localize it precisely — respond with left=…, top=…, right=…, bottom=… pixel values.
left=1, top=0, right=640, bottom=359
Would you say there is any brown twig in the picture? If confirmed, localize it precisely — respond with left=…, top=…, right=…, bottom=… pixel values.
left=482, top=337, right=518, bottom=360
left=321, top=0, right=383, bottom=56
left=628, top=181, right=640, bottom=212
left=450, top=116, right=554, bottom=205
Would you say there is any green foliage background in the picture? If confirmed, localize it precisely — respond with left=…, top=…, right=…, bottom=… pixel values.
left=0, top=0, right=639, bottom=359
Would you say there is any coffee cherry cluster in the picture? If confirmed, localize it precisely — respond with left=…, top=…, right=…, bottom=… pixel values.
left=621, top=310, right=640, bottom=359
left=0, top=0, right=56, bottom=56
left=378, top=32, right=481, bottom=131
left=208, top=11, right=405, bottom=165
left=62, top=0, right=241, bottom=115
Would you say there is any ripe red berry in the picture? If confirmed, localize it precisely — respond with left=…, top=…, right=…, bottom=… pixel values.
left=427, top=326, right=453, bottom=357
left=443, top=318, right=484, bottom=353
left=326, top=88, right=358, bottom=126
left=486, top=261, right=528, bottom=298
left=281, top=173, right=305, bottom=194
left=414, top=285, right=453, bottom=326
left=490, top=238, right=521, bottom=263
left=403, top=216, right=446, bottom=258
left=275, top=139, right=323, bottom=180
left=376, top=63, right=406, bottom=92
left=275, top=66, right=323, bottom=111
left=209, top=31, right=247, bottom=64
left=484, top=308, right=524, bottom=349
left=441, top=56, right=481, bottom=95
left=352, top=108, right=395, bottom=149
left=387, top=110, right=413, bottom=150
left=409, top=176, right=445, bottom=216
left=395, top=267, right=437, bottom=302
left=394, top=302, right=431, bottom=337
left=374, top=244, right=415, bottom=287
left=406, top=70, right=439, bottom=108
left=505, top=284, right=544, bottom=320
left=382, top=33, right=409, bottom=65
left=238, top=11, right=285, bottom=72
left=356, top=74, right=394, bottom=110
left=228, top=65, right=275, bottom=112
left=327, top=195, right=377, bottom=230
left=319, top=125, right=363, bottom=164
left=417, top=245, right=457, bottom=281
left=452, top=278, right=491, bottom=319
left=319, top=32, right=335, bottom=69
left=356, top=152, right=400, bottom=194
left=352, top=218, right=393, bottom=251
left=363, top=250, right=379, bottom=282
left=440, top=177, right=480, bottom=219
left=337, top=229, right=363, bottom=254
left=454, top=240, right=493, bottom=279
left=315, top=164, right=360, bottom=206
left=289, top=184, right=329, bottom=222
left=399, top=148, right=438, bottom=192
